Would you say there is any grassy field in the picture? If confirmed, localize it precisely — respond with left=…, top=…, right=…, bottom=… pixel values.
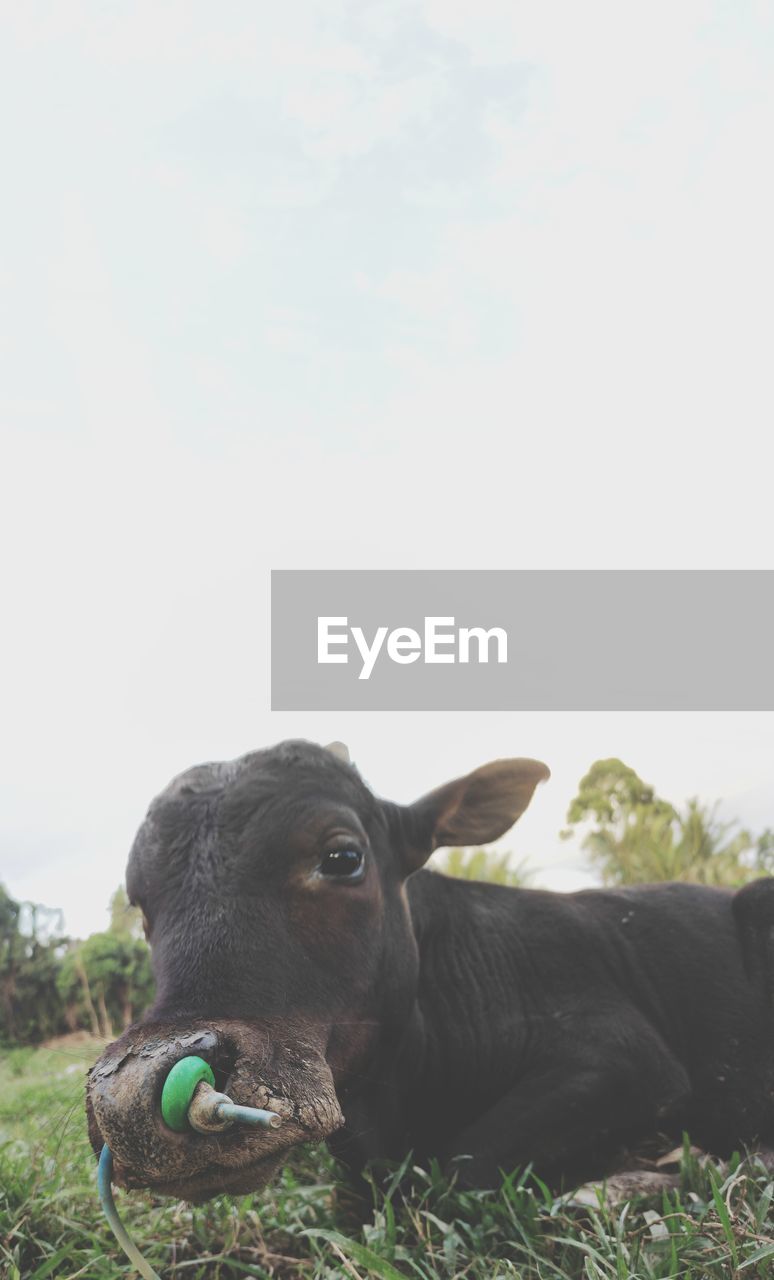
left=3, top=1038, right=774, bottom=1278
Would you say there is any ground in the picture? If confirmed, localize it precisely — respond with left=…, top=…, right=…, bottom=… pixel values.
left=2, top=1035, right=774, bottom=1278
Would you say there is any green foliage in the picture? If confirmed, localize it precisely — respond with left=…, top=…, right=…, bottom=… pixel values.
left=433, top=847, right=532, bottom=887
left=1, top=883, right=154, bottom=1046
left=0, top=884, right=68, bottom=1046
left=5, top=1046, right=34, bottom=1077
left=108, top=885, right=145, bottom=940
left=564, top=759, right=767, bottom=888
left=565, top=759, right=677, bottom=831
left=58, top=930, right=154, bottom=1038
left=2, top=1041, right=774, bottom=1278
left=756, top=829, right=774, bottom=876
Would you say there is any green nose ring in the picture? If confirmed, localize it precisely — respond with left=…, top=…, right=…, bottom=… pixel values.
left=160, top=1055, right=215, bottom=1130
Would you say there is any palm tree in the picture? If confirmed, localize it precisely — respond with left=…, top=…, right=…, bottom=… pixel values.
left=432, top=847, right=532, bottom=887
left=565, top=759, right=761, bottom=888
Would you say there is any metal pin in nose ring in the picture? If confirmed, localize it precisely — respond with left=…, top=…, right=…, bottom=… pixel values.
left=160, top=1054, right=283, bottom=1133
left=187, top=1080, right=282, bottom=1132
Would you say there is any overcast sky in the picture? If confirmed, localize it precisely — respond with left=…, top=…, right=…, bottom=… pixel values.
left=1, top=2, right=773, bottom=938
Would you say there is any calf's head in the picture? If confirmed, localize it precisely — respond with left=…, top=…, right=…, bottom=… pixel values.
left=87, top=739, right=548, bottom=1199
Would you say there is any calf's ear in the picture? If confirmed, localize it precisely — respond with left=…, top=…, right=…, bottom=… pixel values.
left=400, top=758, right=550, bottom=874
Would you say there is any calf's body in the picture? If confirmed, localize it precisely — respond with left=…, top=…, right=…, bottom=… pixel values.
left=335, top=873, right=774, bottom=1187
left=86, top=742, right=774, bottom=1198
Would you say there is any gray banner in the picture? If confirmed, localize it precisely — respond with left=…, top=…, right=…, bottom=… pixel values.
left=271, top=570, right=774, bottom=710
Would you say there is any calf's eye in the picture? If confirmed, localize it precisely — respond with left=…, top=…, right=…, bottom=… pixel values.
left=320, top=847, right=365, bottom=880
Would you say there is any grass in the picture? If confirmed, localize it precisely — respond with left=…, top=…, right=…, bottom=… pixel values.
left=2, top=1040, right=774, bottom=1278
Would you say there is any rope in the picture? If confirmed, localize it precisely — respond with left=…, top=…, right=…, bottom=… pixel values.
left=98, top=1145, right=162, bottom=1280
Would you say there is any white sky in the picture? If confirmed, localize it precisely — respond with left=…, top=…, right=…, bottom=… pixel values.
left=1, top=2, right=773, bottom=938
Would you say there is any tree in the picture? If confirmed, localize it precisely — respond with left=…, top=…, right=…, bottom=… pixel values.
left=57, top=926, right=154, bottom=1036
left=0, top=883, right=68, bottom=1045
left=0, top=885, right=23, bottom=1041
left=434, top=847, right=532, bottom=887
left=755, top=829, right=774, bottom=876
left=1, top=882, right=155, bottom=1045
left=563, top=759, right=764, bottom=888
left=0, top=890, right=21, bottom=1039
left=108, top=885, right=145, bottom=941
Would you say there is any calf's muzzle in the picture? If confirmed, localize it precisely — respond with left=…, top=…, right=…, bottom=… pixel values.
left=87, top=1018, right=344, bottom=1201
